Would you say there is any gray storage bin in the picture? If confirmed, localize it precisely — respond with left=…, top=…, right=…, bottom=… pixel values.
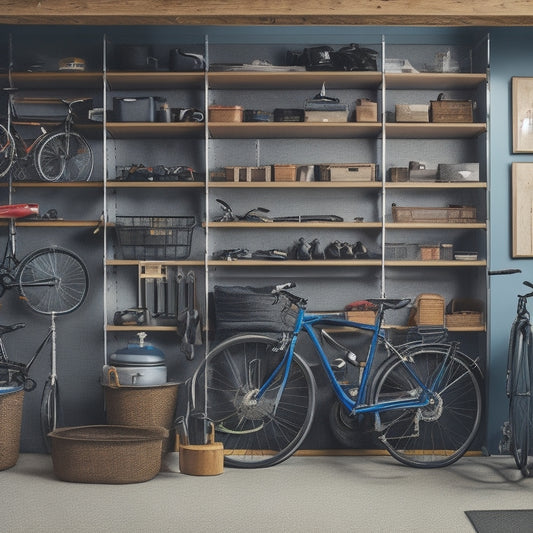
left=113, top=96, right=156, bottom=122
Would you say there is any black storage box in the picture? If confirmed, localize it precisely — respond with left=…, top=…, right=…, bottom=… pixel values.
left=113, top=97, right=157, bottom=122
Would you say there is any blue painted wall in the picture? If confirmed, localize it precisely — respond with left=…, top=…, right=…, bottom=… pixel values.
left=486, top=28, right=533, bottom=453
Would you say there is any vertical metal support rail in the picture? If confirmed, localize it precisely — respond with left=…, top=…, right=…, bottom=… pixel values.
left=380, top=34, right=387, bottom=299
left=202, top=34, right=210, bottom=417
left=102, top=35, right=109, bottom=363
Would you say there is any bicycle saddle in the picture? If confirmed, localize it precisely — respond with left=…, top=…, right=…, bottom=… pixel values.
left=0, top=204, right=39, bottom=219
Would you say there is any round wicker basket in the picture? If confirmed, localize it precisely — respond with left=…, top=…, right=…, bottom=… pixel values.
left=0, top=387, right=24, bottom=471
left=49, top=425, right=168, bottom=484
left=103, top=382, right=179, bottom=452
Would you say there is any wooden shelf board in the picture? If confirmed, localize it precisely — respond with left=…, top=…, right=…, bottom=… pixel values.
left=385, top=72, right=487, bottom=90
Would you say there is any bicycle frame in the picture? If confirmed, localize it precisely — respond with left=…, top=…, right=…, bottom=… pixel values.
left=257, top=305, right=457, bottom=421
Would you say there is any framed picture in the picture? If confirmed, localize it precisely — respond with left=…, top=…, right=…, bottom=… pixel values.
left=512, top=162, right=533, bottom=257
left=512, top=77, right=533, bottom=153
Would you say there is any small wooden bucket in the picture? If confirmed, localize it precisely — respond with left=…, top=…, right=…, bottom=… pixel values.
left=177, top=424, right=224, bottom=476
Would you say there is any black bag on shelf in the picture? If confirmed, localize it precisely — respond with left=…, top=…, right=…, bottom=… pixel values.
left=213, top=285, right=298, bottom=340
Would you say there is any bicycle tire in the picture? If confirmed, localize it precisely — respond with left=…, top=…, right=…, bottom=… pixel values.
left=35, top=131, right=93, bottom=182
left=17, top=247, right=89, bottom=315
left=40, top=378, right=58, bottom=452
left=0, top=123, right=15, bottom=178
left=191, top=334, right=316, bottom=468
left=371, top=346, right=482, bottom=468
left=508, top=318, right=533, bottom=476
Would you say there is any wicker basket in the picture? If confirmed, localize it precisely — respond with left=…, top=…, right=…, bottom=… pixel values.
left=49, top=425, right=168, bottom=484
left=0, top=387, right=24, bottom=471
left=103, top=382, right=179, bottom=453
left=408, top=293, right=445, bottom=326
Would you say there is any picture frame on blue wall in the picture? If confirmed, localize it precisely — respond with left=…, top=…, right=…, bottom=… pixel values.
left=511, top=162, right=533, bottom=257
left=512, top=77, right=533, bottom=153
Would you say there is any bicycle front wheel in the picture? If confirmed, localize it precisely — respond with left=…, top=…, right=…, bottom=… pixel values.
left=17, top=247, right=89, bottom=314
left=0, top=123, right=15, bottom=178
left=372, top=347, right=482, bottom=468
left=191, top=335, right=316, bottom=468
left=508, top=320, right=533, bottom=476
left=35, top=131, right=93, bottom=182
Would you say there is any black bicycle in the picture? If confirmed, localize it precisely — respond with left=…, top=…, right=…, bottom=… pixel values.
left=0, top=91, right=94, bottom=182
left=490, top=269, right=533, bottom=476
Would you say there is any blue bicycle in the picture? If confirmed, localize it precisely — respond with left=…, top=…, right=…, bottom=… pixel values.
left=192, top=282, right=483, bottom=469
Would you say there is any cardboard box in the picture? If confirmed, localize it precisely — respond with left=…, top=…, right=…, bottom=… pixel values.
left=209, top=105, right=244, bottom=122
left=318, top=163, right=376, bottom=181
left=395, top=104, right=429, bottom=122
left=355, top=98, right=378, bottom=122
left=273, top=165, right=298, bottom=181
left=304, top=110, right=348, bottom=122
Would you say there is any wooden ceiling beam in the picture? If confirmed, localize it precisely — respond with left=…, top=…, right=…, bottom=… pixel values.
left=0, top=0, right=531, bottom=26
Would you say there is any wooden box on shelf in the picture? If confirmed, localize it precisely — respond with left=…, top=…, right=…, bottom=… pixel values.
left=430, top=99, right=473, bottom=123
left=345, top=310, right=377, bottom=325
left=408, top=294, right=445, bottom=326
left=225, top=166, right=272, bottom=182
left=273, top=164, right=298, bottom=182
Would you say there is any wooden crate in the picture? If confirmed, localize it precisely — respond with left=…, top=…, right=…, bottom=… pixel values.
left=390, top=167, right=409, bottom=182
left=408, top=293, right=445, bottom=326
left=430, top=100, right=473, bottom=123
left=225, top=166, right=272, bottom=182
left=273, top=164, right=298, bottom=181
left=392, top=205, right=476, bottom=223
left=395, top=104, right=429, bottom=122
left=419, top=245, right=440, bottom=260
left=345, top=310, right=376, bottom=325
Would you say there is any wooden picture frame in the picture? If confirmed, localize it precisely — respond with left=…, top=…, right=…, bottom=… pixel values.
left=512, top=77, right=533, bottom=153
left=512, top=162, right=533, bottom=257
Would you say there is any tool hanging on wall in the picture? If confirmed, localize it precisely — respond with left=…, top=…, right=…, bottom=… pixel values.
left=176, top=270, right=202, bottom=360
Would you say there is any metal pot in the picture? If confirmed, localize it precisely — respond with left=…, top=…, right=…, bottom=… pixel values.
left=103, top=364, right=167, bottom=387
left=115, top=44, right=158, bottom=71
left=104, top=332, right=167, bottom=386
left=169, top=49, right=205, bottom=72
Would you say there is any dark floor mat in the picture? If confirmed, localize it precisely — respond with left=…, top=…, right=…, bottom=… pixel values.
left=466, top=510, right=533, bottom=533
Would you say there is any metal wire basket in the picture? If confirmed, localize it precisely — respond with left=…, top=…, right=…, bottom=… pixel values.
left=115, top=216, right=196, bottom=260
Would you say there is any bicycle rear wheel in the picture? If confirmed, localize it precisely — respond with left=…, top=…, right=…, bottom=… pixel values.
left=35, top=131, right=93, bottom=182
left=0, top=123, right=15, bottom=178
left=17, top=247, right=89, bottom=315
left=372, top=347, right=482, bottom=468
left=191, top=334, right=316, bottom=468
left=508, top=320, right=533, bottom=476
